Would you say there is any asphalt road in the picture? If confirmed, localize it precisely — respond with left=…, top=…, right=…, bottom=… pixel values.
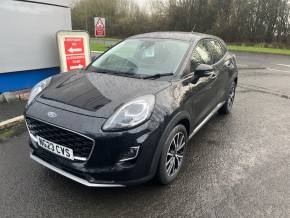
left=236, top=52, right=290, bottom=71
left=0, top=100, right=27, bottom=122
left=92, top=38, right=120, bottom=46
left=0, top=53, right=290, bottom=217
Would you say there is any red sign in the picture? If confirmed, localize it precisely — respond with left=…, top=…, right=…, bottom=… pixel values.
left=66, top=55, right=86, bottom=71
left=64, top=37, right=84, bottom=55
left=64, top=37, right=86, bottom=71
left=95, top=17, right=106, bottom=37
left=57, top=31, right=91, bottom=73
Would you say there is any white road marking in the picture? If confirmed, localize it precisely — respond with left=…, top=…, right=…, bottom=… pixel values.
left=238, top=64, right=249, bottom=67
left=267, top=68, right=290, bottom=73
left=277, top=64, right=290, bottom=68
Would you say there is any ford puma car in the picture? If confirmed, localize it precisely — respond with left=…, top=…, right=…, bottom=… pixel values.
left=25, top=32, right=238, bottom=187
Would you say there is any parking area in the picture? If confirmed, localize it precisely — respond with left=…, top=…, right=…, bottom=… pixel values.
left=0, top=52, right=290, bottom=217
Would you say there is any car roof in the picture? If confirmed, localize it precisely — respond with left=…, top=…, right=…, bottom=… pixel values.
left=128, top=31, right=221, bottom=43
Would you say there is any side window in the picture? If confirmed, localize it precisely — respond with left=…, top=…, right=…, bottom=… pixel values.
left=190, top=49, right=202, bottom=72
left=195, top=41, right=213, bottom=65
left=209, top=40, right=226, bottom=63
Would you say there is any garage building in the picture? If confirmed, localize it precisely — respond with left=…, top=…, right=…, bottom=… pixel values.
left=0, top=0, right=73, bottom=93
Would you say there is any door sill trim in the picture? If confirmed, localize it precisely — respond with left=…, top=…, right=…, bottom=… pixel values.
left=189, top=102, right=225, bottom=139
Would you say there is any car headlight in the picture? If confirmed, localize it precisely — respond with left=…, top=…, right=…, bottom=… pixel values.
left=27, top=77, right=51, bottom=106
left=102, top=95, right=155, bottom=131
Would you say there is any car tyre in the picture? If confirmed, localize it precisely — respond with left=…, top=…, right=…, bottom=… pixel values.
left=219, top=81, right=236, bottom=115
left=156, top=124, right=188, bottom=185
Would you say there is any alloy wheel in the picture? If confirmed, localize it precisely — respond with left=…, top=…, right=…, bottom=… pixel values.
left=166, top=132, right=186, bottom=177
left=227, top=84, right=236, bottom=110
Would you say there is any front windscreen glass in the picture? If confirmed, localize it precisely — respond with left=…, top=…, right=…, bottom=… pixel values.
left=88, top=38, right=190, bottom=78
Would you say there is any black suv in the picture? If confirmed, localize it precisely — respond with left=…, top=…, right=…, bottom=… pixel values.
left=25, top=32, right=238, bottom=187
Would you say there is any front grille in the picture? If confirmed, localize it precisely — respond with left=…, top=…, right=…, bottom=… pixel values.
left=26, top=117, right=94, bottom=160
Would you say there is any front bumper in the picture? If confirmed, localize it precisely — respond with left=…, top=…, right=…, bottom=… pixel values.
left=30, top=153, right=125, bottom=187
left=26, top=101, right=165, bottom=186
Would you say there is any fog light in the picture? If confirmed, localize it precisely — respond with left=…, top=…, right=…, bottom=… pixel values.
left=119, top=146, right=140, bottom=162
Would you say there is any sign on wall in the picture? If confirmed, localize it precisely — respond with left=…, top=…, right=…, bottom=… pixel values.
left=57, top=31, right=91, bottom=72
left=94, top=17, right=106, bottom=37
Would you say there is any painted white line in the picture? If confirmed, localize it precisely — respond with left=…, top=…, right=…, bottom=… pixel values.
left=277, top=64, right=290, bottom=68
left=267, top=68, right=290, bottom=73
left=91, top=50, right=104, bottom=53
left=0, top=115, right=24, bottom=129
left=238, top=64, right=249, bottom=67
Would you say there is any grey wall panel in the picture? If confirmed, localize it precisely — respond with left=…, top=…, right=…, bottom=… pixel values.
left=0, top=0, right=72, bottom=73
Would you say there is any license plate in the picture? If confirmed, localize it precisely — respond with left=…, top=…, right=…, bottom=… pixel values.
left=37, top=136, right=74, bottom=160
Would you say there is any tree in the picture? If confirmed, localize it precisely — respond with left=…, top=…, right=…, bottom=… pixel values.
left=72, top=0, right=290, bottom=45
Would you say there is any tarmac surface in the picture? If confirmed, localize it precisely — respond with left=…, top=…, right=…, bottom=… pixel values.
left=0, top=52, right=290, bottom=217
left=0, top=100, right=27, bottom=122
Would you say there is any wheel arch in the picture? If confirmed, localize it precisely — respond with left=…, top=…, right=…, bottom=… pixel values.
left=234, top=77, right=238, bottom=84
left=177, top=118, right=190, bottom=136
left=149, top=111, right=192, bottom=176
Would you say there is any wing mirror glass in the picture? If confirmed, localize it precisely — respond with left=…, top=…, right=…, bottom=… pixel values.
left=194, top=64, right=214, bottom=77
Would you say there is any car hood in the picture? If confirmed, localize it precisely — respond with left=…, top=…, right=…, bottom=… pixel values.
left=37, top=71, right=171, bottom=118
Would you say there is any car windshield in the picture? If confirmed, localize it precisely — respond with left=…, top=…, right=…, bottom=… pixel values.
left=88, top=38, right=190, bottom=78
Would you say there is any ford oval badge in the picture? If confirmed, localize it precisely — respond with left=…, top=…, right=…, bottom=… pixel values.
left=47, top=112, right=57, bottom=118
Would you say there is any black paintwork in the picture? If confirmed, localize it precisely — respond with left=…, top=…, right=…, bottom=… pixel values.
left=25, top=32, right=238, bottom=186
left=38, top=72, right=170, bottom=118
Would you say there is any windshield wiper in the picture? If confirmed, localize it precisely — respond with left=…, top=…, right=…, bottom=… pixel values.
left=92, top=69, right=143, bottom=79
left=89, top=69, right=112, bottom=75
left=142, top=73, right=174, bottom=80
left=115, top=71, right=141, bottom=78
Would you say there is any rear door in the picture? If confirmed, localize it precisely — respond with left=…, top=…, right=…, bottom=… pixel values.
left=208, top=39, right=234, bottom=102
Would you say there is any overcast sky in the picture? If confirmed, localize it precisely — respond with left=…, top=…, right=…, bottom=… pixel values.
left=134, top=0, right=147, bottom=7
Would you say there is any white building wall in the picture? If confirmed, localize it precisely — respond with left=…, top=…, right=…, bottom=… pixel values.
left=0, top=0, right=72, bottom=74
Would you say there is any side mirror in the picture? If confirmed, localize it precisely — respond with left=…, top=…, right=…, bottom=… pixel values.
left=195, top=64, right=214, bottom=77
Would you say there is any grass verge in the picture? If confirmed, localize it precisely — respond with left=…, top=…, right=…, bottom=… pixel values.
left=90, top=42, right=108, bottom=52
left=90, top=41, right=290, bottom=56
left=228, top=45, right=290, bottom=56
left=0, top=122, right=26, bottom=143
left=92, top=37, right=122, bottom=41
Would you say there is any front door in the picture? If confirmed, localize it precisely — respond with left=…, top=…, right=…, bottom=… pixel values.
left=188, top=40, right=220, bottom=127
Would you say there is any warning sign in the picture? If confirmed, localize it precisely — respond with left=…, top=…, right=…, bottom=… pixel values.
left=57, top=31, right=91, bottom=72
left=94, top=17, right=106, bottom=37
